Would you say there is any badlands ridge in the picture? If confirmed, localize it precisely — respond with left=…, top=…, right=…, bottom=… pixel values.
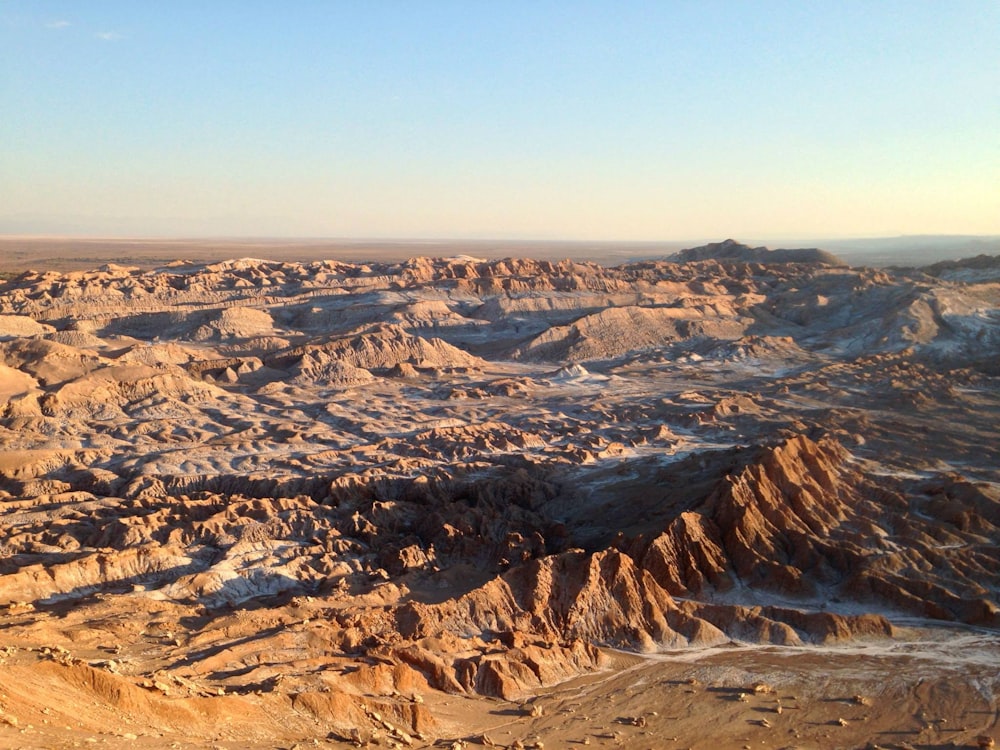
left=0, top=240, right=998, bottom=748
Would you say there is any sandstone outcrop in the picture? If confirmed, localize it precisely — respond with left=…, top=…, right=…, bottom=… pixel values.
left=0, top=245, right=997, bottom=747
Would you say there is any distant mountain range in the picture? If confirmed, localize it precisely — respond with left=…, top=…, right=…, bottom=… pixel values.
left=1, top=232, right=997, bottom=271
left=662, top=236, right=1000, bottom=268
left=814, top=235, right=1000, bottom=267
left=668, top=239, right=845, bottom=266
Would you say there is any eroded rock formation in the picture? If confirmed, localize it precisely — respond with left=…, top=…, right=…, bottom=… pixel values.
left=0, top=246, right=998, bottom=746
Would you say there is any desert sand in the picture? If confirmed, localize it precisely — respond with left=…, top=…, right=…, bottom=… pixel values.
left=0, top=239, right=998, bottom=749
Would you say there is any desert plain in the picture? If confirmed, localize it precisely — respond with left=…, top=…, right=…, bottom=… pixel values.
left=0, top=239, right=998, bottom=750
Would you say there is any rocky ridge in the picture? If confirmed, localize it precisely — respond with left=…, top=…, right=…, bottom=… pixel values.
left=0, top=245, right=998, bottom=747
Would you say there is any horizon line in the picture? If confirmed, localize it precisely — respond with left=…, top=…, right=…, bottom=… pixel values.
left=3, top=232, right=999, bottom=245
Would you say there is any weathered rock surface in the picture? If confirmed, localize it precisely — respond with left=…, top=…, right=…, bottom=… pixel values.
left=0, top=245, right=998, bottom=746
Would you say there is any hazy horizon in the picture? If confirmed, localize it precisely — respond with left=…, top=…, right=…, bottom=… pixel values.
left=3, top=233, right=1000, bottom=274
left=3, top=2, right=998, bottom=240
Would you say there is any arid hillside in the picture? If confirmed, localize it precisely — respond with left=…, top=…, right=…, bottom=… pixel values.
left=0, top=243, right=998, bottom=749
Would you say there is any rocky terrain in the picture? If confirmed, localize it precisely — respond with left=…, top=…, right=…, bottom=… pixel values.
left=0, top=240, right=998, bottom=749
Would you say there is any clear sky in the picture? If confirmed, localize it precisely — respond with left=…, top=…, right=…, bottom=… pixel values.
left=2, top=1, right=998, bottom=241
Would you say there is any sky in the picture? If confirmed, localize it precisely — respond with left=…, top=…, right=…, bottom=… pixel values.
left=1, top=1, right=998, bottom=241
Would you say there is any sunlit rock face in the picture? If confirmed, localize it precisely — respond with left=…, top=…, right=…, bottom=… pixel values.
left=0, top=249, right=998, bottom=748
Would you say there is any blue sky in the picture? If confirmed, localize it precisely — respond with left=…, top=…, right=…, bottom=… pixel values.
left=2, top=1, right=998, bottom=240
